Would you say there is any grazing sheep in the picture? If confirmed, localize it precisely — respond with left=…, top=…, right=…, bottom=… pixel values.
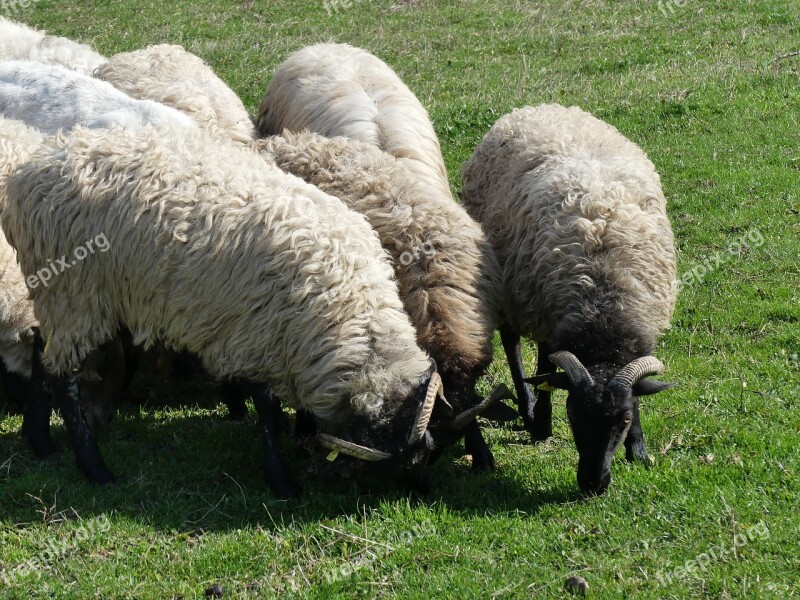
left=0, top=116, right=124, bottom=450
left=95, top=44, right=256, bottom=144
left=0, top=17, right=106, bottom=76
left=0, top=61, right=195, bottom=135
left=254, top=130, right=512, bottom=470
left=257, top=43, right=452, bottom=200
left=461, top=104, right=677, bottom=495
left=3, top=123, right=448, bottom=498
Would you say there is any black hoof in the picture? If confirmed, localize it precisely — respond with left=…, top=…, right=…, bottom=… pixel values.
left=79, top=461, right=116, bottom=485
left=271, top=479, right=301, bottom=500
left=471, top=450, right=496, bottom=472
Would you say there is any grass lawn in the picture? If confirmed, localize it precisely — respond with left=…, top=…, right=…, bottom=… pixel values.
left=1, top=0, right=799, bottom=597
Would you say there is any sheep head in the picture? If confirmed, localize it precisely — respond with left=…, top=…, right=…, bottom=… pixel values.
left=526, top=352, right=674, bottom=495
left=318, top=360, right=446, bottom=491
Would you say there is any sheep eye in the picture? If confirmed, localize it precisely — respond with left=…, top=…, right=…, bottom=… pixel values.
left=622, top=412, right=632, bottom=425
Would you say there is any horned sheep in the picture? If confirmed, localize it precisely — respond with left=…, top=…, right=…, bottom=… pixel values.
left=256, top=44, right=512, bottom=469
left=95, top=44, right=257, bottom=144
left=254, top=130, right=512, bottom=469
left=0, top=17, right=106, bottom=76
left=3, top=123, right=449, bottom=498
left=461, top=104, right=678, bottom=495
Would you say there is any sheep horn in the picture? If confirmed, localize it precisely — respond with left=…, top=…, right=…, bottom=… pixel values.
left=548, top=351, right=595, bottom=388
left=451, top=383, right=513, bottom=430
left=609, top=356, right=665, bottom=389
left=408, top=371, right=443, bottom=445
left=317, top=433, right=392, bottom=462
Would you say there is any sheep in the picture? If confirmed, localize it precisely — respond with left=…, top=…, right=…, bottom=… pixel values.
left=461, top=104, right=678, bottom=495
left=253, top=130, right=514, bottom=470
left=0, top=116, right=126, bottom=451
left=95, top=44, right=257, bottom=144
left=3, top=122, right=452, bottom=498
left=257, top=43, right=452, bottom=200
left=0, top=17, right=106, bottom=76
left=0, top=60, right=195, bottom=135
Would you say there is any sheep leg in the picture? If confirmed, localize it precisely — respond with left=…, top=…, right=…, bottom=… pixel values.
left=294, top=409, right=317, bottom=439
left=251, top=385, right=300, bottom=499
left=530, top=342, right=554, bottom=441
left=53, top=371, right=115, bottom=484
left=499, top=324, right=537, bottom=435
left=0, top=361, right=30, bottom=410
left=21, top=330, right=58, bottom=459
left=219, top=380, right=248, bottom=421
left=624, top=399, right=649, bottom=463
left=464, top=420, right=495, bottom=471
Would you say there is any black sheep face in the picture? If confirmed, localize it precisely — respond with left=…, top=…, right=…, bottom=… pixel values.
left=564, top=367, right=636, bottom=496
left=531, top=364, right=670, bottom=496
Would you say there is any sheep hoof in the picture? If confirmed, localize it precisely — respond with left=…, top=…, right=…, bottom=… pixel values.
left=271, top=479, right=301, bottom=500
left=79, top=461, right=116, bottom=485
left=470, top=451, right=496, bottom=472
left=529, top=425, right=553, bottom=443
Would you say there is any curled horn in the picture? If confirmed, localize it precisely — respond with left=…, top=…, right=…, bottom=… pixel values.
left=451, top=384, right=512, bottom=430
left=317, top=433, right=392, bottom=462
left=408, top=371, right=443, bottom=445
left=548, top=351, right=595, bottom=388
left=609, top=356, right=665, bottom=389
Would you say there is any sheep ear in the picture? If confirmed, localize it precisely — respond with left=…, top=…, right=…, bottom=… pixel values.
left=631, top=379, right=676, bottom=396
left=480, top=400, right=519, bottom=422
left=523, top=373, right=572, bottom=391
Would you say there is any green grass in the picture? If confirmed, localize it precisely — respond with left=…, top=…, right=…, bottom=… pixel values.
left=1, top=0, right=799, bottom=597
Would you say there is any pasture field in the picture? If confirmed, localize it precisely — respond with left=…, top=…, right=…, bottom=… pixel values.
left=0, top=0, right=798, bottom=597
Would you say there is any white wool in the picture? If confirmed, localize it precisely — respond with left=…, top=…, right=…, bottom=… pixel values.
left=0, top=17, right=106, bottom=76
left=0, top=61, right=194, bottom=135
left=96, top=44, right=256, bottom=144
left=258, top=43, right=452, bottom=199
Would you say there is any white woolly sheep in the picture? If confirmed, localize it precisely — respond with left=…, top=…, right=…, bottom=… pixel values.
left=95, top=44, right=256, bottom=144
left=461, top=104, right=678, bottom=495
left=0, top=116, right=126, bottom=450
left=0, top=60, right=195, bottom=135
left=257, top=43, right=452, bottom=200
left=3, top=123, right=448, bottom=498
left=254, top=130, right=513, bottom=470
left=0, top=17, right=105, bottom=76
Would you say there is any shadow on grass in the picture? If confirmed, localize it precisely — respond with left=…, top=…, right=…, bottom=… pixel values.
left=0, top=369, right=581, bottom=533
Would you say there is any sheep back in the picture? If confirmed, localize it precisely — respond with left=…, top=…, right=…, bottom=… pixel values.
left=257, top=43, right=452, bottom=199
left=95, top=44, right=256, bottom=144
left=0, top=61, right=195, bottom=135
left=0, top=17, right=106, bottom=76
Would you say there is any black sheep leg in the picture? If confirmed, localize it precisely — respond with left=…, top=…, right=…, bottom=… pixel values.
left=251, top=385, right=300, bottom=499
left=21, top=330, right=58, bottom=458
left=499, top=324, right=538, bottom=436
left=219, top=380, right=248, bottom=421
left=0, top=361, right=31, bottom=412
left=530, top=342, right=553, bottom=441
left=464, top=420, right=495, bottom=471
left=53, top=371, right=115, bottom=484
left=624, top=398, right=649, bottom=463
